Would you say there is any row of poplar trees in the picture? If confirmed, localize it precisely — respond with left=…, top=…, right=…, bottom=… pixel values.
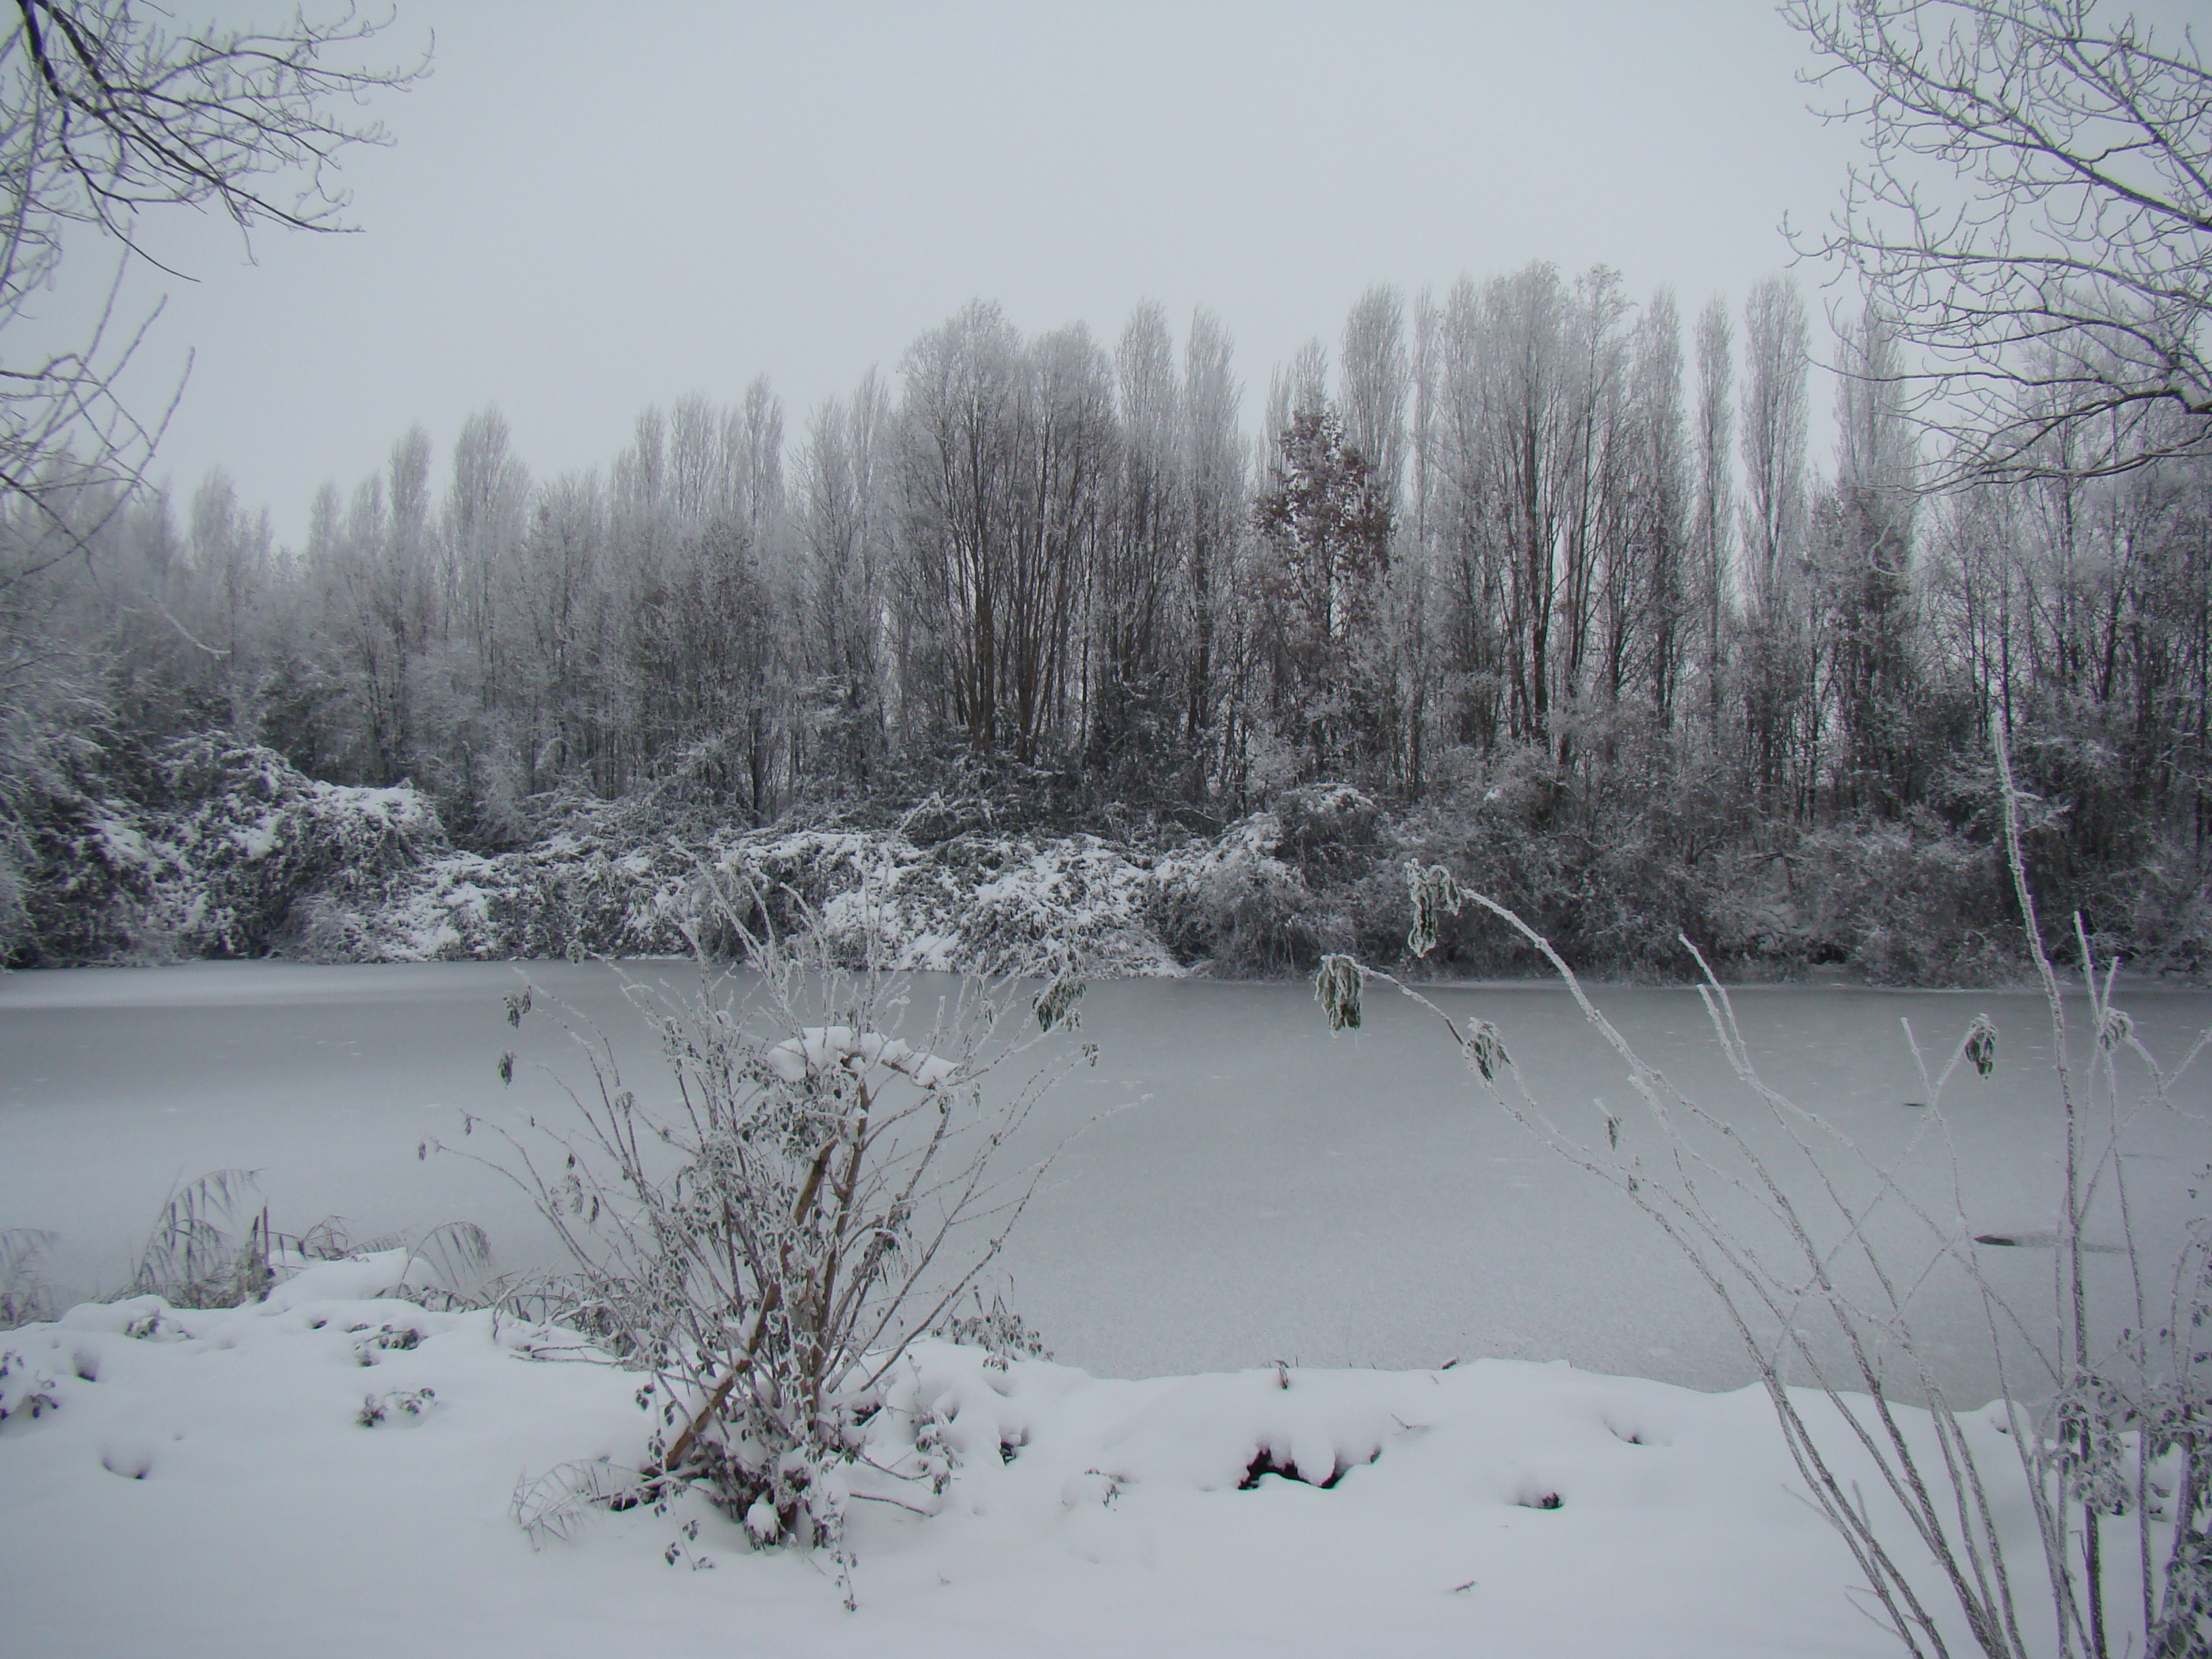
left=55, top=268, right=2212, bottom=860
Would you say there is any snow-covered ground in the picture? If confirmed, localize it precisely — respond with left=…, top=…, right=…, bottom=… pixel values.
left=1, top=961, right=2204, bottom=1657
left=2, top=1252, right=2058, bottom=1659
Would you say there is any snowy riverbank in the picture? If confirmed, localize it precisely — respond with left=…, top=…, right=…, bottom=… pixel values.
left=1, top=1252, right=2062, bottom=1659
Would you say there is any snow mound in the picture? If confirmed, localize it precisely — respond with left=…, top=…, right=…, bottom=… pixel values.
left=0, top=1285, right=2039, bottom=1658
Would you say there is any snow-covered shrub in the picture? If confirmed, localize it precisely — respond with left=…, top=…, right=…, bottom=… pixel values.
left=160, top=740, right=443, bottom=957
left=0, top=1346, right=60, bottom=1423
left=327, top=815, right=1178, bottom=976
left=1155, top=811, right=1330, bottom=974
left=1273, top=783, right=1381, bottom=873
left=12, top=737, right=448, bottom=966
left=931, top=832, right=1167, bottom=975
left=1778, top=817, right=2015, bottom=986
left=1375, top=751, right=1720, bottom=980
left=1381, top=750, right=2034, bottom=986
left=16, top=790, right=171, bottom=964
left=930, top=1288, right=1051, bottom=1366
left=356, top=1385, right=437, bottom=1427
left=0, top=830, right=28, bottom=960
left=1152, top=785, right=1391, bottom=975
left=2072, top=844, right=2212, bottom=980
left=465, top=887, right=1087, bottom=1592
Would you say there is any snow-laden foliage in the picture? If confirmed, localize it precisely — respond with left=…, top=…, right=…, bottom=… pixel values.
left=1151, top=783, right=1410, bottom=976
left=12, top=743, right=1182, bottom=973
left=16, top=737, right=441, bottom=965
left=18, top=737, right=2203, bottom=985
left=339, top=822, right=1180, bottom=975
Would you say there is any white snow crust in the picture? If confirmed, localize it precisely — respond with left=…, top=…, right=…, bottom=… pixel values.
left=0, top=1271, right=2046, bottom=1658
left=762, top=1026, right=959, bottom=1088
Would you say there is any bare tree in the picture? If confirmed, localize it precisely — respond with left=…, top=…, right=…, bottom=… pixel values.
left=1741, top=276, right=1814, bottom=620
left=1693, top=294, right=1736, bottom=740
left=1338, top=284, right=1408, bottom=516
left=1828, top=308, right=1923, bottom=813
left=0, top=1, right=420, bottom=554
left=1628, top=287, right=1689, bottom=728
left=897, top=304, right=1110, bottom=762
left=1790, top=0, right=2211, bottom=479
left=1090, top=300, right=1181, bottom=771
left=1181, top=307, right=1242, bottom=796
left=1740, top=275, right=1816, bottom=815
left=1263, top=337, right=1330, bottom=475
left=797, top=371, right=893, bottom=782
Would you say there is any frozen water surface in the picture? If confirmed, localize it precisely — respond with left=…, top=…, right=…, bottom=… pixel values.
left=3, top=959, right=2207, bottom=1401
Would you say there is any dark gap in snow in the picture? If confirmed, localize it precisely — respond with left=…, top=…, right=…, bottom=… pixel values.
left=1237, top=1446, right=1376, bottom=1491
left=352, top=1324, right=422, bottom=1366
left=1515, top=1490, right=1563, bottom=1510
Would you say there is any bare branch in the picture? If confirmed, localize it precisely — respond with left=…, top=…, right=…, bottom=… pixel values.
left=1787, top=0, right=2212, bottom=480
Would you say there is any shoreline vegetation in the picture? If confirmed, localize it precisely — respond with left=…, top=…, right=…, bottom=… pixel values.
left=9, top=736, right=2203, bottom=987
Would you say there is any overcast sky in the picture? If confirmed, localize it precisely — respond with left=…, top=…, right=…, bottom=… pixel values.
left=47, top=1, right=1871, bottom=548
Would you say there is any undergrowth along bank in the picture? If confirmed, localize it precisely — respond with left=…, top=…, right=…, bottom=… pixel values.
left=12, top=737, right=2201, bottom=985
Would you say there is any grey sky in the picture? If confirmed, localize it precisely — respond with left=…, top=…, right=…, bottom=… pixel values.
left=62, top=1, right=1864, bottom=547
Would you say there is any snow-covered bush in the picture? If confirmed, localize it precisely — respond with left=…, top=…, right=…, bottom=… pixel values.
left=148, top=738, right=442, bottom=953
left=0, top=1345, right=60, bottom=1423
left=467, top=885, right=1088, bottom=1592
left=13, top=737, right=445, bottom=966
left=15, top=791, right=163, bottom=964
left=324, top=814, right=1177, bottom=976
left=1755, top=817, right=2014, bottom=986
left=28, top=726, right=2194, bottom=987
left=1152, top=785, right=1400, bottom=975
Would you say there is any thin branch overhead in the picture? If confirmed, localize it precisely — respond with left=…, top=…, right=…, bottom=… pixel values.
left=0, top=1, right=422, bottom=554
left=1788, top=0, right=2212, bottom=481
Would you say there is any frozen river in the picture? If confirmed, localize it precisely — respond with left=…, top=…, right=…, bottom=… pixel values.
left=3, top=958, right=2208, bottom=1401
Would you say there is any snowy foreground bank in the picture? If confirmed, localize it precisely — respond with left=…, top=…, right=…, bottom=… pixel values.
left=1, top=1256, right=2055, bottom=1659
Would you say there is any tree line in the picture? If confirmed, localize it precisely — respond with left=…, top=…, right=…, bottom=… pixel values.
left=11, top=270, right=2201, bottom=892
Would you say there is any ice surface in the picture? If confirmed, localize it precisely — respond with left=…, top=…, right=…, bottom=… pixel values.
left=2, top=960, right=2207, bottom=1402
